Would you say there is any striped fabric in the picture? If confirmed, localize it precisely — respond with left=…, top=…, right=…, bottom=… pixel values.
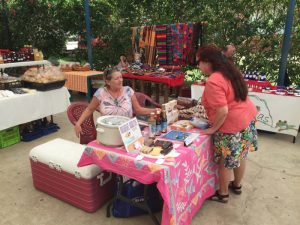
left=63, top=71, right=102, bottom=93
left=139, top=26, right=146, bottom=49
left=144, top=25, right=156, bottom=66
left=166, top=25, right=173, bottom=65
left=131, top=22, right=203, bottom=66
left=155, top=25, right=167, bottom=66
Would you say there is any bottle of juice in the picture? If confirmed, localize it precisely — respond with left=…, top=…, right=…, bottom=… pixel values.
left=149, top=112, right=156, bottom=138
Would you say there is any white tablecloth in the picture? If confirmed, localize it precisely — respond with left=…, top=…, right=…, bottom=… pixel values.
left=0, top=87, right=71, bottom=130
left=191, top=84, right=300, bottom=137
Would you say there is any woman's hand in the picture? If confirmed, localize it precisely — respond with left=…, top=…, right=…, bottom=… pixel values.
left=74, top=123, right=82, bottom=138
left=201, top=106, right=228, bottom=135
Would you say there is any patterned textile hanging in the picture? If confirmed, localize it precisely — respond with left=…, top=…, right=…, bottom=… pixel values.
left=171, top=23, right=184, bottom=65
left=183, top=23, right=194, bottom=64
left=131, top=27, right=139, bottom=56
left=131, top=22, right=204, bottom=66
left=187, top=22, right=203, bottom=65
left=155, top=25, right=167, bottom=66
left=144, top=25, right=156, bottom=66
left=166, top=25, right=173, bottom=65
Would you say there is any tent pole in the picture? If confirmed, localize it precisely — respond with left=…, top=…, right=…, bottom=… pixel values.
left=1, top=0, right=12, bottom=49
left=84, top=0, right=93, bottom=69
left=277, top=0, right=296, bottom=86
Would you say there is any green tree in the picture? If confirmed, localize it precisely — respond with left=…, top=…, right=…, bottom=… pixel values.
left=1, top=0, right=299, bottom=84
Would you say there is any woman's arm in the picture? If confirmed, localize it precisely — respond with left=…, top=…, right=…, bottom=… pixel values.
left=74, top=97, right=100, bottom=137
left=201, top=105, right=228, bottom=135
left=131, top=94, right=159, bottom=115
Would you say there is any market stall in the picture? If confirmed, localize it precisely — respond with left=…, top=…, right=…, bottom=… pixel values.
left=123, top=22, right=206, bottom=103
left=191, top=83, right=300, bottom=142
left=78, top=129, right=218, bottom=225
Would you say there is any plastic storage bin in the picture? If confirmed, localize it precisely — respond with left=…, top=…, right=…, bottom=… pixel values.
left=0, top=126, right=21, bottom=148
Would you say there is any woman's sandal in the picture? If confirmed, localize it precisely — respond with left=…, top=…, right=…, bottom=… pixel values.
left=209, top=191, right=229, bottom=203
left=229, top=181, right=242, bottom=195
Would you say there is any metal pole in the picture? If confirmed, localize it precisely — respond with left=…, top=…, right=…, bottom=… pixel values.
left=1, top=0, right=12, bottom=49
left=277, top=0, right=296, bottom=86
left=84, top=0, right=93, bottom=69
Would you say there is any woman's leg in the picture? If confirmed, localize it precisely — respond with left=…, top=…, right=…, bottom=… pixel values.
left=233, top=159, right=246, bottom=187
left=218, top=157, right=232, bottom=195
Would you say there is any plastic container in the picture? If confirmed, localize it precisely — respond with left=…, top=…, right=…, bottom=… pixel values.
left=0, top=79, right=22, bottom=90
left=21, top=123, right=60, bottom=142
left=0, top=126, right=21, bottom=148
left=21, top=129, right=43, bottom=142
left=189, top=117, right=209, bottom=129
left=39, top=123, right=60, bottom=135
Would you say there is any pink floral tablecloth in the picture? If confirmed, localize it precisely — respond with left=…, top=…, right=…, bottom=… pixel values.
left=77, top=131, right=218, bottom=225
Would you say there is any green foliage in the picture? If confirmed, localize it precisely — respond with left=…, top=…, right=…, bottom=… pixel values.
left=0, top=0, right=299, bottom=84
left=2, top=0, right=67, bottom=57
left=184, top=68, right=204, bottom=82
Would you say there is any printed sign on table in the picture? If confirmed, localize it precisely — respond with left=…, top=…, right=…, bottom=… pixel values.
left=118, top=117, right=144, bottom=152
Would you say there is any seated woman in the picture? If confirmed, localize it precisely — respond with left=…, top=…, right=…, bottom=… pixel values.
left=74, top=67, right=159, bottom=137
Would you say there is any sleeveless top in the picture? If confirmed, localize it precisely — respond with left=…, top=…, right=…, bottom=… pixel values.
left=94, top=86, right=134, bottom=117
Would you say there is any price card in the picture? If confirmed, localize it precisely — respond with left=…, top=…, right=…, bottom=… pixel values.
left=119, top=117, right=144, bottom=152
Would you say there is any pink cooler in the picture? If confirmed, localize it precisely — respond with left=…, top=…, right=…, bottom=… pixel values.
left=29, top=138, right=115, bottom=213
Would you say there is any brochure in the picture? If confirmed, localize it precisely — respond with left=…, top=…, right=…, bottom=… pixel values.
left=162, top=130, right=199, bottom=146
left=118, top=117, right=144, bottom=152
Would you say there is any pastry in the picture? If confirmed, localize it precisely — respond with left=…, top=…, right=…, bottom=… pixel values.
left=140, top=146, right=153, bottom=154
left=150, top=147, right=162, bottom=156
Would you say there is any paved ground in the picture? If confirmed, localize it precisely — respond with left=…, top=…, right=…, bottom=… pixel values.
left=1, top=111, right=299, bottom=225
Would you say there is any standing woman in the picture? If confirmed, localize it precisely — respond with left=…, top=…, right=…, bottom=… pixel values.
left=74, top=67, right=159, bottom=138
left=197, top=44, right=258, bottom=203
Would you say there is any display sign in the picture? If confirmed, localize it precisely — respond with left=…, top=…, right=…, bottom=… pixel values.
left=162, top=100, right=178, bottom=125
left=118, top=117, right=144, bottom=152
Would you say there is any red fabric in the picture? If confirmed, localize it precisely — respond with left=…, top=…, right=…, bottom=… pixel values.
left=246, top=80, right=272, bottom=91
left=160, top=65, right=182, bottom=71
left=122, top=72, right=185, bottom=87
left=0, top=49, right=10, bottom=54
left=201, top=72, right=257, bottom=133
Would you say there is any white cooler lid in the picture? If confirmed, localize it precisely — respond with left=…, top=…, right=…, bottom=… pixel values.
left=29, top=138, right=101, bottom=179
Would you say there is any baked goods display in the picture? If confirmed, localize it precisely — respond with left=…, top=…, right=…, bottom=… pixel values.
left=72, top=63, right=91, bottom=71
left=59, top=64, right=73, bottom=72
left=22, top=66, right=65, bottom=83
left=140, top=146, right=163, bottom=156
left=139, top=140, right=173, bottom=157
left=60, top=62, right=90, bottom=72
